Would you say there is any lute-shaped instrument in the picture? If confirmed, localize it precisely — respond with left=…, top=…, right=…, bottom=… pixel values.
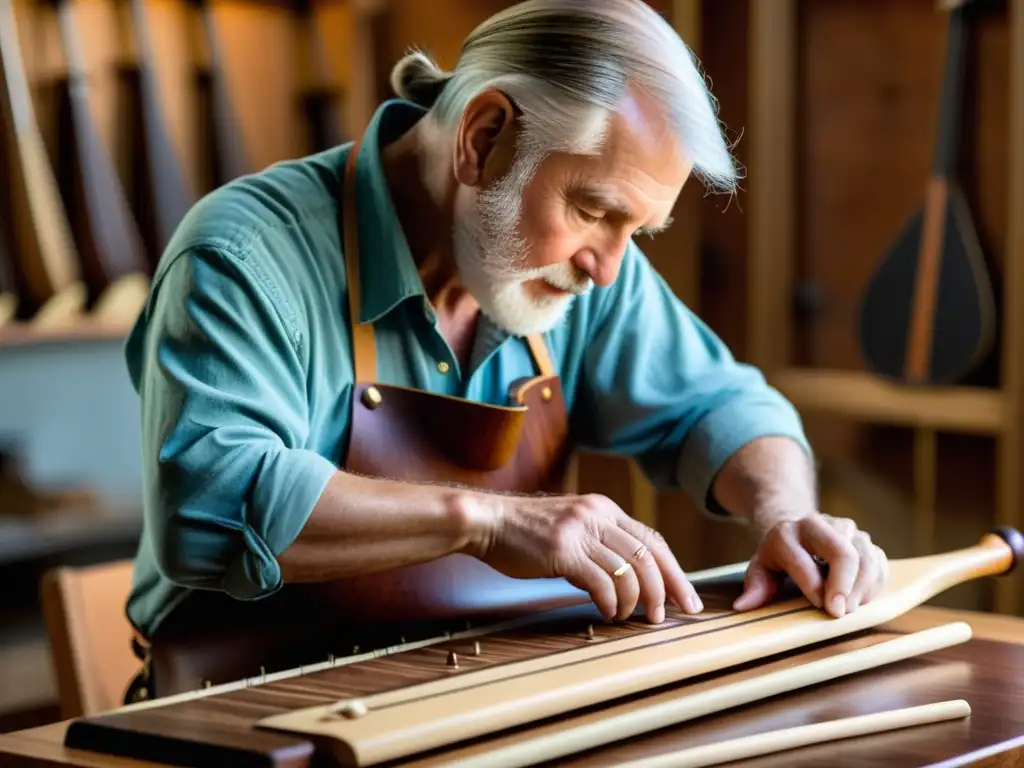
left=857, top=0, right=996, bottom=384
left=55, top=0, right=151, bottom=322
left=0, top=0, right=85, bottom=325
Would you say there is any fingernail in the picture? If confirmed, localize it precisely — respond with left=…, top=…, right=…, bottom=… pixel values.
left=651, top=605, right=665, bottom=623
left=830, top=594, right=847, bottom=617
left=848, top=595, right=860, bottom=612
left=688, top=595, right=704, bottom=614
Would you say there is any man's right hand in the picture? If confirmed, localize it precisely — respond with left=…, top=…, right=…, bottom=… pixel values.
left=464, top=492, right=704, bottom=624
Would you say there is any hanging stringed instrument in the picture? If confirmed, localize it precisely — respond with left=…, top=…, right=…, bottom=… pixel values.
left=0, top=0, right=86, bottom=326
left=62, top=527, right=1024, bottom=767
left=189, top=0, right=250, bottom=190
left=295, top=0, right=346, bottom=153
left=54, top=0, right=151, bottom=321
left=0, top=212, right=18, bottom=328
left=857, top=0, right=996, bottom=385
left=121, top=0, right=195, bottom=263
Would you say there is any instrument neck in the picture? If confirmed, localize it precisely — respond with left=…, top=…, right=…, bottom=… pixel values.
left=932, top=6, right=969, bottom=179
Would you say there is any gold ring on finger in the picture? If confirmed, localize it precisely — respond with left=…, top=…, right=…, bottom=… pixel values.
left=632, top=545, right=648, bottom=561
left=613, top=562, right=633, bottom=578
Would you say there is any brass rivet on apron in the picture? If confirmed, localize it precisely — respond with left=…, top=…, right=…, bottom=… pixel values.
left=362, top=386, right=383, bottom=409
left=541, top=386, right=553, bottom=402
left=437, top=360, right=450, bottom=374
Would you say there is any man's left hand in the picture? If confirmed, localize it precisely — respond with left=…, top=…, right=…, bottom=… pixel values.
left=732, top=513, right=890, bottom=618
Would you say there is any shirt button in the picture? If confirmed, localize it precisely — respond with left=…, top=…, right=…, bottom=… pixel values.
left=436, top=361, right=450, bottom=374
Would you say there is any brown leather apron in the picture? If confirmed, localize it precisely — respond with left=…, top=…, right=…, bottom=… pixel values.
left=129, top=140, right=588, bottom=699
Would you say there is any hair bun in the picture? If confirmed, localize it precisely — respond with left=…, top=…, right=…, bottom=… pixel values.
left=390, top=50, right=452, bottom=107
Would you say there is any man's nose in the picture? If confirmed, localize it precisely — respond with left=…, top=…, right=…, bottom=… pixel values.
left=573, top=247, right=625, bottom=288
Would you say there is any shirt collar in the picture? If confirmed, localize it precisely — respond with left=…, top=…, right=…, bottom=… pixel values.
left=349, top=99, right=432, bottom=324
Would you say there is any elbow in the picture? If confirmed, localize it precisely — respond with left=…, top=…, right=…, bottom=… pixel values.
left=151, top=502, right=283, bottom=600
left=151, top=511, right=218, bottom=589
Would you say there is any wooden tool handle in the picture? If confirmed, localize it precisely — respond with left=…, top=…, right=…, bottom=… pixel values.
left=614, top=699, right=972, bottom=768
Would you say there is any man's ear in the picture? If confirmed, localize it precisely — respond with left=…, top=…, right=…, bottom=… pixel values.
left=454, top=90, right=520, bottom=188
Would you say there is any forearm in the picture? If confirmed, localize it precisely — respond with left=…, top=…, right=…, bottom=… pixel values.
left=710, top=436, right=819, bottom=535
left=276, top=470, right=488, bottom=583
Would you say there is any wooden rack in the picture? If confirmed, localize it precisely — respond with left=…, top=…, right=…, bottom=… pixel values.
left=745, top=0, right=1024, bottom=617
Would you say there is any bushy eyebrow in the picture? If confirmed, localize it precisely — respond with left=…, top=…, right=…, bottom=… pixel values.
left=572, top=185, right=674, bottom=236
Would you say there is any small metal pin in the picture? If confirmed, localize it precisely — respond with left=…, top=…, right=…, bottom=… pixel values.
left=336, top=700, right=368, bottom=719
left=541, top=385, right=553, bottom=402
left=586, top=624, right=595, bottom=641
left=352, top=645, right=360, bottom=655
left=260, top=666, right=266, bottom=683
left=400, top=636, right=406, bottom=644
left=447, top=651, right=459, bottom=670
left=473, top=641, right=481, bottom=656
left=204, top=680, right=212, bottom=689
left=328, top=653, right=335, bottom=666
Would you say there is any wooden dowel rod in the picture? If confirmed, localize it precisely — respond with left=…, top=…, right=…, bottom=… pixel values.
left=612, top=699, right=971, bottom=768
left=408, top=622, right=971, bottom=768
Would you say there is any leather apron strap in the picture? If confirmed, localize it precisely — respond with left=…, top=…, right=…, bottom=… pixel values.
left=342, top=141, right=555, bottom=382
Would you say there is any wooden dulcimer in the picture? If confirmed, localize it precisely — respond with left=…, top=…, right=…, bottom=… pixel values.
left=63, top=527, right=1023, bottom=768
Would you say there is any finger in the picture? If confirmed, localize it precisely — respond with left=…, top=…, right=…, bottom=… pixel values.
left=567, top=558, right=619, bottom=622
left=603, top=526, right=667, bottom=623
left=845, top=533, right=881, bottom=612
left=588, top=542, right=642, bottom=622
left=732, top=559, right=778, bottom=611
left=877, top=544, right=891, bottom=585
left=766, top=523, right=826, bottom=609
left=798, top=517, right=860, bottom=617
left=617, top=517, right=702, bottom=615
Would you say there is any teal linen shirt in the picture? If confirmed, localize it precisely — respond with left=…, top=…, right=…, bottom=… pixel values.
left=123, top=99, right=811, bottom=637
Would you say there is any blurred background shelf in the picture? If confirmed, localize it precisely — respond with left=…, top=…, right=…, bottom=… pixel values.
left=0, top=320, right=132, bottom=350
left=771, top=368, right=1006, bottom=435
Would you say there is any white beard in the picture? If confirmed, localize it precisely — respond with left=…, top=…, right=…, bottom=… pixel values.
left=453, top=151, right=593, bottom=337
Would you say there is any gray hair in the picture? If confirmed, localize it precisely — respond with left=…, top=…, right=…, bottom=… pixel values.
left=389, top=0, right=740, bottom=194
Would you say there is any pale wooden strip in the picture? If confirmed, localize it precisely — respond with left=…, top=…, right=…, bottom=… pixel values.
left=613, top=699, right=971, bottom=768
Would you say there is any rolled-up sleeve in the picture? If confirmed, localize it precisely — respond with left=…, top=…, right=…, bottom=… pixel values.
left=570, top=241, right=812, bottom=516
left=128, top=245, right=337, bottom=600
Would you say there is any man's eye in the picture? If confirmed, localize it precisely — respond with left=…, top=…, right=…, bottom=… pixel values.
left=575, top=206, right=601, bottom=223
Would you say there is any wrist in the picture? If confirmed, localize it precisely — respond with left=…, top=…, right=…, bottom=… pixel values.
left=445, top=488, right=504, bottom=558
left=748, top=499, right=817, bottom=539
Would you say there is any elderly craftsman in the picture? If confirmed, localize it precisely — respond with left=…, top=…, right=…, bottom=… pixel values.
left=122, top=0, right=889, bottom=699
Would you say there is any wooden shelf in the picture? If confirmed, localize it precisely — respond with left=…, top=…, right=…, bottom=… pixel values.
left=771, top=368, right=1005, bottom=435
left=0, top=318, right=131, bottom=350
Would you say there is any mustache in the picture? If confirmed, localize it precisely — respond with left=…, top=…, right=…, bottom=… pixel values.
left=543, top=265, right=593, bottom=295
